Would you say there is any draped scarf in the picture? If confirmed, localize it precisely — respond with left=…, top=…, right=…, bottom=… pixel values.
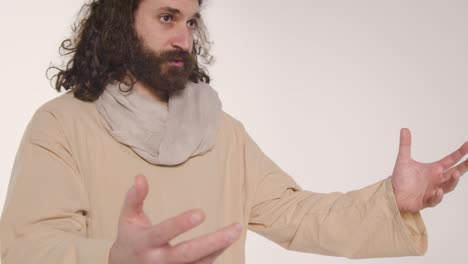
left=95, top=81, right=222, bottom=166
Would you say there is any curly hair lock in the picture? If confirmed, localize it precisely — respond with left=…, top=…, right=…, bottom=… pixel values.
left=48, top=0, right=212, bottom=102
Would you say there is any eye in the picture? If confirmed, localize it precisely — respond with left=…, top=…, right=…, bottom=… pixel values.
left=187, top=19, right=198, bottom=29
left=159, top=14, right=172, bottom=23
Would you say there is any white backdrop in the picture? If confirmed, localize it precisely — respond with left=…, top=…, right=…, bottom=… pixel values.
left=1, top=0, right=467, bottom=263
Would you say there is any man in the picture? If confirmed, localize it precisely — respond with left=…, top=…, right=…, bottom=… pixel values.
left=0, top=0, right=467, bottom=263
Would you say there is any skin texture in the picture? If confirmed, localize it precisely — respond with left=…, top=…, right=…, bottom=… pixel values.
left=391, top=128, right=468, bottom=213
left=109, top=176, right=242, bottom=264
left=132, top=0, right=199, bottom=103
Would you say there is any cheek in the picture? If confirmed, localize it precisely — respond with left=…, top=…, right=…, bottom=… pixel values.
left=144, top=34, right=168, bottom=52
left=135, top=19, right=168, bottom=51
left=188, top=43, right=194, bottom=53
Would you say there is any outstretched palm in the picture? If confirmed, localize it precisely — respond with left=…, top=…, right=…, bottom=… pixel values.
left=391, top=128, right=468, bottom=213
left=109, top=176, right=242, bottom=264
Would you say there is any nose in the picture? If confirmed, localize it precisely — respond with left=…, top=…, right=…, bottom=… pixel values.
left=170, top=26, right=193, bottom=52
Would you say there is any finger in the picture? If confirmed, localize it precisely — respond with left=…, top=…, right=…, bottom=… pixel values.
left=455, top=158, right=468, bottom=176
left=426, top=188, right=444, bottom=208
left=441, top=172, right=460, bottom=193
left=439, top=158, right=467, bottom=184
left=193, top=248, right=224, bottom=264
left=436, top=142, right=468, bottom=170
left=146, top=209, right=205, bottom=247
left=397, top=128, right=412, bottom=160
left=167, top=223, right=242, bottom=263
left=121, top=175, right=149, bottom=220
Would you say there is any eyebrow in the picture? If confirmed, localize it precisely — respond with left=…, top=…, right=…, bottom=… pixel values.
left=158, top=6, right=201, bottom=19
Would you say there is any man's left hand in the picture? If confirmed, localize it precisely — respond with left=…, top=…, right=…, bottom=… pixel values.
left=391, top=128, right=467, bottom=213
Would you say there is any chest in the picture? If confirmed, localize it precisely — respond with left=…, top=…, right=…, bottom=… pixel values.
left=72, top=126, right=246, bottom=241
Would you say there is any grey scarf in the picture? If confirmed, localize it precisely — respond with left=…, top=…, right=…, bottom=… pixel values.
left=95, top=81, right=222, bottom=166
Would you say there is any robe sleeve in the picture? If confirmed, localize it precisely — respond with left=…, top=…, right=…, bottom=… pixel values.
left=243, top=127, right=427, bottom=259
left=0, top=111, right=112, bottom=264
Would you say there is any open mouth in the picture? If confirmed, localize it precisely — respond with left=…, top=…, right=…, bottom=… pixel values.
left=167, top=59, right=184, bottom=67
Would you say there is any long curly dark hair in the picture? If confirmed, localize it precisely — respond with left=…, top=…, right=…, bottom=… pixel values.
left=48, top=0, right=212, bottom=102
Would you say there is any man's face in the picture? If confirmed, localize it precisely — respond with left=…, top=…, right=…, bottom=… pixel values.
left=131, top=0, right=201, bottom=98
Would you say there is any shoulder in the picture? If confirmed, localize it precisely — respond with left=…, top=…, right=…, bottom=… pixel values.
left=24, top=91, right=101, bottom=142
left=220, top=111, right=246, bottom=134
left=36, top=91, right=96, bottom=118
left=215, top=111, right=251, bottom=150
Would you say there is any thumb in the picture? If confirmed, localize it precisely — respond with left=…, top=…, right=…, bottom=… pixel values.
left=120, top=175, right=149, bottom=221
left=398, top=128, right=412, bottom=160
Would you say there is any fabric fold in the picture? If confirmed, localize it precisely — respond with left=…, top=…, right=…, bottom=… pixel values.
left=95, top=81, right=222, bottom=166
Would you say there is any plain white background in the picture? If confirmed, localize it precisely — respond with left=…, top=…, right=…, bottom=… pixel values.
left=1, top=0, right=467, bottom=263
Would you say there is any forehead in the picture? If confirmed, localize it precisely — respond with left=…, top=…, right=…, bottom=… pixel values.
left=138, top=0, right=200, bottom=14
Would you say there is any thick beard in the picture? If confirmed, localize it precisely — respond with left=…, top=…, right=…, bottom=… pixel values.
left=129, top=38, right=195, bottom=101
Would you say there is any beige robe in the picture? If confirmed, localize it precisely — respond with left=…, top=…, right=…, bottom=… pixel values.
left=0, top=92, right=427, bottom=263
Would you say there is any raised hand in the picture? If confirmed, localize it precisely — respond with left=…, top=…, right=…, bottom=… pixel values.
left=391, top=128, right=468, bottom=213
left=109, top=175, right=242, bottom=264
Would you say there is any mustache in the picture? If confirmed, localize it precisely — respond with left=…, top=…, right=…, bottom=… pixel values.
left=158, top=49, right=194, bottom=63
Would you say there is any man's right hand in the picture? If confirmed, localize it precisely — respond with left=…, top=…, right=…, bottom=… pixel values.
left=109, top=175, right=242, bottom=264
